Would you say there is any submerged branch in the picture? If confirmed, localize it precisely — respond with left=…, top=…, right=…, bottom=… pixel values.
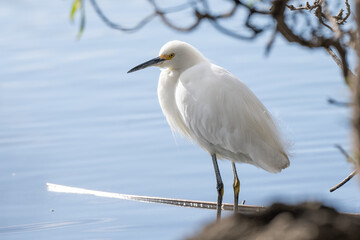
left=47, top=183, right=360, bottom=216
left=46, top=183, right=264, bottom=214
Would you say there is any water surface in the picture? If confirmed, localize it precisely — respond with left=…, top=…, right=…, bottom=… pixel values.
left=0, top=1, right=359, bottom=239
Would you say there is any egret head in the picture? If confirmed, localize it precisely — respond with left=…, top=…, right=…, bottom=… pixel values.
left=127, top=40, right=206, bottom=73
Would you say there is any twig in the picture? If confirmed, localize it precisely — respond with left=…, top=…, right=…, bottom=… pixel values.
left=89, top=0, right=157, bottom=32
left=325, top=48, right=343, bottom=70
left=327, top=97, right=351, bottom=107
left=330, top=145, right=359, bottom=192
left=209, top=21, right=258, bottom=40
left=330, top=170, right=358, bottom=192
left=335, top=0, right=351, bottom=24
left=335, top=144, right=352, bottom=160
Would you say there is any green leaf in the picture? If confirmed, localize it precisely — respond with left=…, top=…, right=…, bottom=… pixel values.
left=246, top=0, right=260, bottom=8
left=77, top=8, right=86, bottom=39
left=70, top=0, right=82, bottom=21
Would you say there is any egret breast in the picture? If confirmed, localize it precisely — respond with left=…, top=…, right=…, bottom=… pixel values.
left=157, top=69, right=192, bottom=139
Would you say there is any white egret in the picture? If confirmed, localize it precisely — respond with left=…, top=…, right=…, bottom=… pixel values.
left=128, top=40, right=290, bottom=220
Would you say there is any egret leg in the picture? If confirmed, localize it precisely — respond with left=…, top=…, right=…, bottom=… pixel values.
left=231, top=162, right=240, bottom=214
left=211, top=153, right=224, bottom=221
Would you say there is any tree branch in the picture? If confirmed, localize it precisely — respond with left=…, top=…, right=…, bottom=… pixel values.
left=330, top=170, right=358, bottom=192
left=88, top=0, right=156, bottom=32
left=329, top=145, right=359, bottom=192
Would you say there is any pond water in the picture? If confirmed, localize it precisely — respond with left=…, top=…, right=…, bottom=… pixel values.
left=1, top=1, right=359, bottom=239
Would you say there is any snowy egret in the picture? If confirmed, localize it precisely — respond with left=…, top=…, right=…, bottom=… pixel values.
left=128, top=40, right=290, bottom=220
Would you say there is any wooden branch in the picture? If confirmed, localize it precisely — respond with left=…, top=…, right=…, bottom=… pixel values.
left=330, top=170, right=358, bottom=192
left=325, top=47, right=356, bottom=84
left=335, top=0, right=351, bottom=24
left=47, top=183, right=360, bottom=216
left=84, top=0, right=353, bottom=80
left=326, top=48, right=345, bottom=70
left=147, top=0, right=202, bottom=32
left=85, top=0, right=351, bottom=78
left=88, top=0, right=156, bottom=32
left=287, top=0, right=351, bottom=25
left=271, top=0, right=350, bottom=78
left=353, top=0, right=360, bottom=165
left=329, top=145, right=359, bottom=192
left=46, top=183, right=265, bottom=214
left=327, top=97, right=351, bottom=107
left=209, top=21, right=258, bottom=40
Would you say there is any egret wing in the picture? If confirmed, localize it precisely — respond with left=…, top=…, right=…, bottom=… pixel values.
left=175, top=63, right=289, bottom=172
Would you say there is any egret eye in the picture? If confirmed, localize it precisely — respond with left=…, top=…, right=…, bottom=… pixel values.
left=169, top=53, right=175, bottom=59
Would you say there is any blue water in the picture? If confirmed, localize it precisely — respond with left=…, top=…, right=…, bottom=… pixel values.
left=0, top=1, right=359, bottom=239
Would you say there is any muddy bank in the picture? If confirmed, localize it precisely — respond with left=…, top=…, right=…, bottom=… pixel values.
left=189, top=202, right=360, bottom=240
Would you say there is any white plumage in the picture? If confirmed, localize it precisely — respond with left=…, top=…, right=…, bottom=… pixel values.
left=128, top=40, right=290, bottom=219
left=156, top=41, right=289, bottom=172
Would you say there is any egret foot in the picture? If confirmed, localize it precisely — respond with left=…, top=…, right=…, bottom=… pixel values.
left=232, top=162, right=240, bottom=214
left=216, top=181, right=224, bottom=221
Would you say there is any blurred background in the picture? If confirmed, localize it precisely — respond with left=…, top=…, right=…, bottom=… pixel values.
left=0, top=0, right=359, bottom=239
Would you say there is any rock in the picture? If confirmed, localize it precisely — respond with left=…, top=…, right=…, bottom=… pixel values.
left=188, top=202, right=360, bottom=240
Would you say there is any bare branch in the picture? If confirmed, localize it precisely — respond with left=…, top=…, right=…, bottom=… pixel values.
left=147, top=0, right=202, bottom=32
left=335, top=0, right=351, bottom=24
left=322, top=2, right=341, bottom=38
left=352, top=0, right=360, bottom=166
left=287, top=0, right=351, bottom=32
left=329, top=145, right=358, bottom=192
left=327, top=97, right=351, bottom=107
left=209, top=22, right=255, bottom=40
left=287, top=1, right=321, bottom=11
left=271, top=0, right=350, bottom=78
left=330, top=170, right=358, bottom=192
left=325, top=47, right=356, bottom=84
left=335, top=144, right=354, bottom=162
left=83, top=0, right=351, bottom=79
left=88, top=0, right=156, bottom=32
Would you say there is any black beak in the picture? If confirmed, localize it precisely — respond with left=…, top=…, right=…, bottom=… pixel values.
left=127, top=57, right=166, bottom=73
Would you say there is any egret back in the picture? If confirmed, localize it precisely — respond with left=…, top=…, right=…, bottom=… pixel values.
left=174, top=62, right=289, bottom=173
